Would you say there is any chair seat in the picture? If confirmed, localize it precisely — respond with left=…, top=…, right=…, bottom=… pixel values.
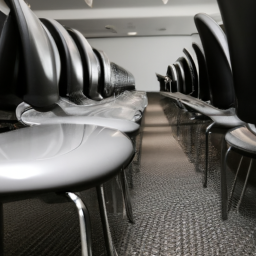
left=226, top=126, right=256, bottom=156
left=0, top=123, right=134, bottom=200
left=17, top=96, right=144, bottom=128
left=161, top=92, right=244, bottom=127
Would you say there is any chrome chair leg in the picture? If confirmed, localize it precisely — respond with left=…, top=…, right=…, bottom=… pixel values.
left=119, top=169, right=135, bottom=224
left=228, top=156, right=244, bottom=211
left=237, top=159, right=254, bottom=212
left=65, top=192, right=92, bottom=256
left=0, top=203, right=3, bottom=256
left=204, top=122, right=215, bottom=188
left=96, top=185, right=118, bottom=256
left=221, top=146, right=232, bottom=220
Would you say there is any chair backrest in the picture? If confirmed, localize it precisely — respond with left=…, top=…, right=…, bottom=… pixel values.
left=7, top=0, right=60, bottom=109
left=0, top=12, right=22, bottom=110
left=166, top=65, right=177, bottom=92
left=183, top=48, right=199, bottom=98
left=217, top=0, right=256, bottom=124
left=94, top=48, right=136, bottom=95
left=67, top=28, right=106, bottom=99
left=175, top=57, right=193, bottom=95
left=40, top=18, right=99, bottom=103
left=194, top=13, right=235, bottom=109
left=192, top=43, right=211, bottom=102
left=0, top=11, right=6, bottom=35
left=173, top=61, right=185, bottom=93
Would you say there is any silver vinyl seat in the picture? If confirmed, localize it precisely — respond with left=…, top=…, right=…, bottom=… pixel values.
left=0, top=123, right=134, bottom=256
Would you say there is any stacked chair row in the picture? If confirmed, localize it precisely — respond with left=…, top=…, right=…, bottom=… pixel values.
left=159, top=8, right=256, bottom=221
left=0, top=0, right=148, bottom=255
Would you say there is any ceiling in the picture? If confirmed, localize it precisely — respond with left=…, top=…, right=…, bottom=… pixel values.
left=23, top=0, right=222, bottom=38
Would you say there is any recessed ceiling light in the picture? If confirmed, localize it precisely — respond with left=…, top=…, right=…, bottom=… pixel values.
left=162, top=0, right=169, bottom=4
left=127, top=32, right=137, bottom=36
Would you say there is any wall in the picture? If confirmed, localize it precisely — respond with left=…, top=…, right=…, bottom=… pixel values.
left=89, top=35, right=200, bottom=92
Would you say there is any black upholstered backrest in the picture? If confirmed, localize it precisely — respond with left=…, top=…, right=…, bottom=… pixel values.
left=175, top=57, right=193, bottom=95
left=0, top=12, right=22, bottom=110
left=67, top=28, right=105, bottom=100
left=40, top=18, right=85, bottom=99
left=217, top=0, right=256, bottom=123
left=7, top=0, right=60, bottom=109
left=192, top=43, right=211, bottom=102
left=194, top=13, right=235, bottom=109
left=93, top=48, right=112, bottom=98
left=173, top=62, right=185, bottom=94
left=183, top=48, right=198, bottom=98
left=166, top=65, right=177, bottom=92
left=0, top=11, right=6, bottom=35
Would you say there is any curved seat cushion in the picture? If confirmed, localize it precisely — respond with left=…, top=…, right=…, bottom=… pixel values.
left=226, top=127, right=256, bottom=157
left=0, top=123, right=134, bottom=200
left=192, top=43, right=211, bottom=102
left=166, top=65, right=178, bottom=92
left=7, top=0, right=60, bottom=109
left=183, top=48, right=199, bottom=98
left=176, top=57, right=193, bottom=95
left=194, top=13, right=235, bottom=109
left=160, top=91, right=244, bottom=127
left=16, top=98, right=143, bottom=128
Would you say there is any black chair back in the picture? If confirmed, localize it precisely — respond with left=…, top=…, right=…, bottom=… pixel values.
left=175, top=57, right=193, bottom=95
left=67, top=28, right=106, bottom=99
left=166, top=65, right=177, bottom=92
left=192, top=43, right=211, bottom=102
left=194, top=13, right=235, bottom=109
left=7, top=0, right=60, bottom=109
left=173, top=62, right=185, bottom=93
left=0, top=12, right=22, bottom=110
left=217, top=0, right=256, bottom=123
left=183, top=48, right=198, bottom=98
left=40, top=18, right=99, bottom=102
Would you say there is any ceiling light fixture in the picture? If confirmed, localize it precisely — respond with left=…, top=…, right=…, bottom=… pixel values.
left=162, top=0, right=169, bottom=4
left=84, top=0, right=93, bottom=8
left=127, top=32, right=137, bottom=36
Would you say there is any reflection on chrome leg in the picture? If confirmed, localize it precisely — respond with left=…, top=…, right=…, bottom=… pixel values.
left=65, top=192, right=92, bottom=256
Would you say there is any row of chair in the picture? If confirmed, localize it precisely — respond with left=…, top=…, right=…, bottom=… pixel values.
left=0, top=0, right=148, bottom=255
left=158, top=7, right=256, bottom=222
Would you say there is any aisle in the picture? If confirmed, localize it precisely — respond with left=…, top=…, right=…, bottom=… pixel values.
left=117, top=92, right=256, bottom=256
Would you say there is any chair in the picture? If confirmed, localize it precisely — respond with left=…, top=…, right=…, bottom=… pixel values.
left=156, top=73, right=169, bottom=92
left=166, top=65, right=178, bottom=92
left=216, top=0, right=256, bottom=220
left=9, top=1, right=144, bottom=127
left=183, top=48, right=199, bottom=98
left=162, top=14, right=244, bottom=188
left=3, top=0, right=138, bottom=220
left=67, top=27, right=147, bottom=108
left=0, top=123, right=134, bottom=256
left=192, top=43, right=210, bottom=102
